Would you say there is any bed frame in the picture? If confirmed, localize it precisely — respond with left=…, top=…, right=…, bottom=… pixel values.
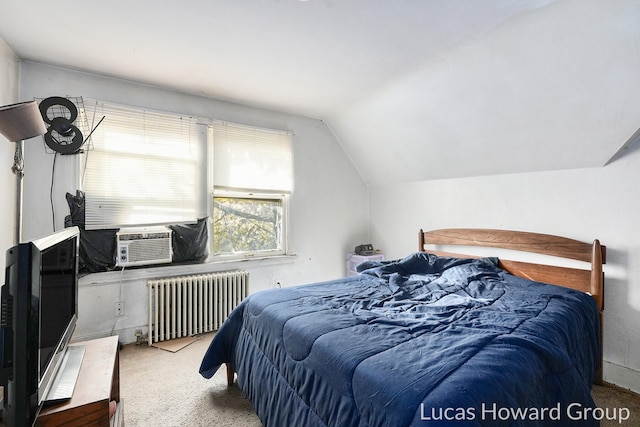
left=419, top=228, right=606, bottom=384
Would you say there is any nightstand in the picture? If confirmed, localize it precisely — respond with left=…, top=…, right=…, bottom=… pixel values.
left=347, top=252, right=385, bottom=276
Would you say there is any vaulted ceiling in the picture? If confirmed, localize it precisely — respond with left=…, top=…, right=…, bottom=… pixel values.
left=1, top=0, right=639, bottom=186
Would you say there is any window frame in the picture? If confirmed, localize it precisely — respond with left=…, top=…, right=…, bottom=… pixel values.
left=210, top=189, right=290, bottom=261
left=208, top=120, right=293, bottom=261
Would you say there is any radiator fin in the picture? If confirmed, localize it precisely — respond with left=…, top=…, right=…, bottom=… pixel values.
left=146, top=271, right=248, bottom=345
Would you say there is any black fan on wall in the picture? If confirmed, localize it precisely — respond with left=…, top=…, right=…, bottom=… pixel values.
left=38, top=96, right=103, bottom=154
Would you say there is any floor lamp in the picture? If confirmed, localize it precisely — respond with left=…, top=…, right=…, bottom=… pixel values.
left=0, top=101, right=47, bottom=244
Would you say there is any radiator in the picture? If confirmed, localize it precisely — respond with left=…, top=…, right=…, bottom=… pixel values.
left=146, top=270, right=248, bottom=345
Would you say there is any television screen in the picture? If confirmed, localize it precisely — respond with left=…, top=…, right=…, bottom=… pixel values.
left=1, top=226, right=80, bottom=427
left=38, top=237, right=77, bottom=383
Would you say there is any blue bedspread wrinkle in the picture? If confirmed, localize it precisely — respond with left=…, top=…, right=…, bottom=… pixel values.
left=200, top=252, right=600, bottom=427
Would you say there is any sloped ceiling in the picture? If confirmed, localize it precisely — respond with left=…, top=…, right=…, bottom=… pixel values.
left=1, top=0, right=639, bottom=186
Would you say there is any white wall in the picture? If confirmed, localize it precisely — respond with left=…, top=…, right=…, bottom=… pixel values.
left=18, top=61, right=369, bottom=343
left=0, top=39, right=19, bottom=273
left=369, top=147, right=640, bottom=393
left=329, top=0, right=640, bottom=186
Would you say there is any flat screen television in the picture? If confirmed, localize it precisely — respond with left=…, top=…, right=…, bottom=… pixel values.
left=1, top=226, right=81, bottom=427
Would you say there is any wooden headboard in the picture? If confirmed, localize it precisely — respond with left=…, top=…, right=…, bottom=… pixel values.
left=419, top=228, right=606, bottom=384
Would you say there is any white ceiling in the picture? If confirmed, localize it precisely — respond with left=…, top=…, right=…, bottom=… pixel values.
left=1, top=0, right=639, bottom=185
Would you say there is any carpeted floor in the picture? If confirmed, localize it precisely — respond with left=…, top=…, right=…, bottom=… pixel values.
left=120, top=332, right=640, bottom=426
left=592, top=383, right=640, bottom=427
left=120, top=332, right=261, bottom=427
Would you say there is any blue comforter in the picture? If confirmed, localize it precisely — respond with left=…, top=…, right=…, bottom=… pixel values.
left=200, top=253, right=600, bottom=426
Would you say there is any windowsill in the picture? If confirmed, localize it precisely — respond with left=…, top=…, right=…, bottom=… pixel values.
left=79, top=254, right=297, bottom=286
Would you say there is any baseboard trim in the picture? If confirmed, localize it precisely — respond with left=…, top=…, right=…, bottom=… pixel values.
left=599, top=380, right=640, bottom=398
left=72, top=325, right=148, bottom=346
left=603, top=360, right=640, bottom=394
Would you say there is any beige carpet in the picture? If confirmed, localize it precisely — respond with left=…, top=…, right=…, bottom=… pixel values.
left=592, top=384, right=640, bottom=427
left=120, top=332, right=261, bottom=427
left=120, top=332, right=640, bottom=426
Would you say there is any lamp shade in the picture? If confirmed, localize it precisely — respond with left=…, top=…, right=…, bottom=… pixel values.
left=0, top=100, right=47, bottom=142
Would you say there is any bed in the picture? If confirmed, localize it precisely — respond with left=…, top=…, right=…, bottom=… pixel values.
left=200, top=228, right=606, bottom=426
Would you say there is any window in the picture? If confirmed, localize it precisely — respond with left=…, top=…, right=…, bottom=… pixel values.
left=82, top=101, right=202, bottom=229
left=80, top=101, right=292, bottom=263
left=210, top=121, right=292, bottom=258
left=212, top=195, right=284, bottom=254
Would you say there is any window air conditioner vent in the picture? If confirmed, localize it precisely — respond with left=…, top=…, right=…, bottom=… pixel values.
left=116, top=227, right=172, bottom=267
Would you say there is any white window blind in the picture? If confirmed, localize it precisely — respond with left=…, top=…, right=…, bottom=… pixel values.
left=211, top=121, right=293, bottom=192
left=83, top=101, right=201, bottom=229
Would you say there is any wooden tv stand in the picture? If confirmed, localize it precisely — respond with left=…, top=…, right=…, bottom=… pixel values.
left=35, top=336, right=122, bottom=427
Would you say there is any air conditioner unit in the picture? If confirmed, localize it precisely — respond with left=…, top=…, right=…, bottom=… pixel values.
left=116, top=227, right=172, bottom=267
